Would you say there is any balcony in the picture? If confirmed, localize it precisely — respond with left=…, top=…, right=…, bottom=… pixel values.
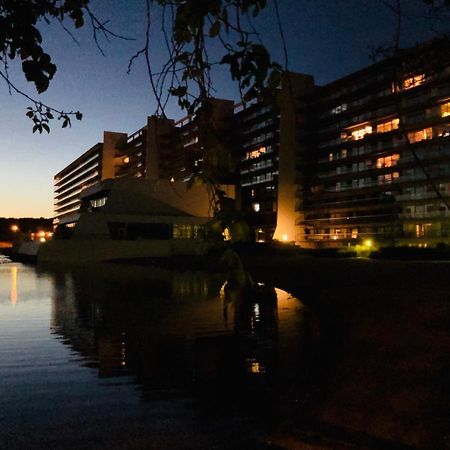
left=399, top=210, right=450, bottom=219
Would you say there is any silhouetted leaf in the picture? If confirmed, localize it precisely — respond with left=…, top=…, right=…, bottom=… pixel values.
left=209, top=21, right=221, bottom=38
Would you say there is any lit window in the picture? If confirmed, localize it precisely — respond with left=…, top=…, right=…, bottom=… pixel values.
left=173, top=224, right=193, bottom=239
left=328, top=152, right=334, bottom=161
left=376, top=118, right=399, bottom=133
left=376, top=154, right=400, bottom=168
left=123, top=157, right=130, bottom=164
left=90, top=197, right=107, bottom=208
left=245, top=146, right=266, bottom=160
left=331, top=104, right=348, bottom=115
left=441, top=102, right=450, bottom=118
left=393, top=74, right=426, bottom=92
left=378, top=172, right=399, bottom=184
left=416, top=224, right=425, bottom=238
left=408, top=127, right=433, bottom=143
left=252, top=203, right=260, bottom=212
left=402, top=74, right=426, bottom=90
left=349, top=125, right=372, bottom=140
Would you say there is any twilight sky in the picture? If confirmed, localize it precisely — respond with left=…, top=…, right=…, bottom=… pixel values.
left=0, top=0, right=441, bottom=218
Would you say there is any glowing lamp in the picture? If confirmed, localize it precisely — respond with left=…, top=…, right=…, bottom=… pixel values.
left=282, top=234, right=288, bottom=242
left=10, top=225, right=19, bottom=232
left=364, top=239, right=372, bottom=248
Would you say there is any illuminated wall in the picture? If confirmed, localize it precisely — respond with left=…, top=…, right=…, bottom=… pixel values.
left=273, top=72, right=315, bottom=243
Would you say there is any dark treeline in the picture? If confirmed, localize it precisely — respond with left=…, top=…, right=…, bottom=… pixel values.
left=0, top=217, right=52, bottom=241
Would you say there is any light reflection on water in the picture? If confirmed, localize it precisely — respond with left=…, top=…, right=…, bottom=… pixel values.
left=0, top=263, right=319, bottom=448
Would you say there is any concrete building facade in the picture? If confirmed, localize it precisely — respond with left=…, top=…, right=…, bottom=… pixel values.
left=53, top=143, right=103, bottom=227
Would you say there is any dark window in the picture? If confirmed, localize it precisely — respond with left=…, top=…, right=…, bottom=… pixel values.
left=108, top=222, right=172, bottom=240
left=127, top=223, right=172, bottom=240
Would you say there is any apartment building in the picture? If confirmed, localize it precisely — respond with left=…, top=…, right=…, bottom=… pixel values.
left=54, top=39, right=450, bottom=247
left=53, top=100, right=234, bottom=227
left=236, top=72, right=314, bottom=243
left=298, top=40, right=450, bottom=248
left=53, top=143, right=103, bottom=227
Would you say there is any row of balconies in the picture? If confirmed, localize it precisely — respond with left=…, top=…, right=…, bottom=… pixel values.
left=315, top=111, right=450, bottom=155
left=317, top=67, right=450, bottom=125
left=317, top=85, right=450, bottom=138
left=54, top=170, right=100, bottom=200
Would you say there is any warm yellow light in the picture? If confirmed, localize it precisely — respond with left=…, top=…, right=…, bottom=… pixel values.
left=441, top=103, right=450, bottom=117
left=10, top=225, right=19, bottom=232
left=38, top=231, right=46, bottom=237
left=11, top=266, right=17, bottom=306
left=39, top=237, right=46, bottom=243
left=332, top=235, right=338, bottom=240
left=364, top=239, right=372, bottom=248
left=402, top=74, right=426, bottom=90
left=282, top=234, right=288, bottom=242
left=222, top=228, right=231, bottom=241
left=123, top=156, right=130, bottom=163
left=256, top=228, right=265, bottom=243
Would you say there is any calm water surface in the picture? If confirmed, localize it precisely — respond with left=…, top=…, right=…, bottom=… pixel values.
left=0, top=262, right=318, bottom=449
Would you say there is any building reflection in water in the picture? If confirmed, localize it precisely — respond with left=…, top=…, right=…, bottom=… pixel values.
left=46, top=265, right=318, bottom=414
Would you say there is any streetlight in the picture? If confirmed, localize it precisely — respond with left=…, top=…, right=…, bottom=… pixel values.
left=10, top=225, right=19, bottom=232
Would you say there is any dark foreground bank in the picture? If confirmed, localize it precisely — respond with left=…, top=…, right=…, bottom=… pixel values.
left=241, top=254, right=450, bottom=450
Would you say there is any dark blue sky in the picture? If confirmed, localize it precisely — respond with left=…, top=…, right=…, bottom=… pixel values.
left=0, top=0, right=441, bottom=217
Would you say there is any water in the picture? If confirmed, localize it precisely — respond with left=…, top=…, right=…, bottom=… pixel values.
left=0, top=263, right=317, bottom=449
